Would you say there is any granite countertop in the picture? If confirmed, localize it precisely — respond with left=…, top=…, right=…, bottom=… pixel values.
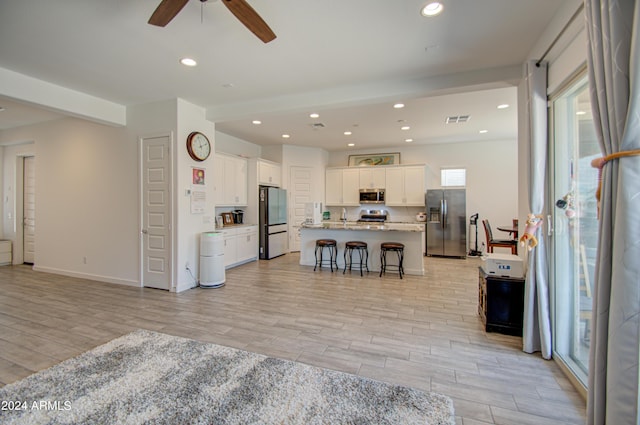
left=301, top=221, right=424, bottom=232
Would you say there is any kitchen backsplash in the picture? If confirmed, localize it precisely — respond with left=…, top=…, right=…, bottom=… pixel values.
left=325, top=206, right=426, bottom=223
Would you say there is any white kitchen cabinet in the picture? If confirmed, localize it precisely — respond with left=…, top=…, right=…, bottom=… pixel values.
left=0, top=240, right=12, bottom=265
left=258, top=160, right=281, bottom=187
left=221, top=225, right=258, bottom=269
left=325, top=168, right=359, bottom=206
left=359, top=168, right=386, bottom=189
left=214, top=153, right=248, bottom=206
left=385, top=165, right=425, bottom=206
left=236, top=225, right=258, bottom=263
left=221, top=228, right=238, bottom=267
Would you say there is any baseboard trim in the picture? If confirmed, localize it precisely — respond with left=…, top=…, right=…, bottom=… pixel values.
left=32, top=266, right=140, bottom=287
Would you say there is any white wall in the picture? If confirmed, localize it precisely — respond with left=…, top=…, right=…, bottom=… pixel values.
left=0, top=144, right=4, bottom=240
left=215, top=131, right=261, bottom=158
left=1, top=118, right=139, bottom=284
left=328, top=139, right=518, bottom=248
left=175, top=99, right=216, bottom=292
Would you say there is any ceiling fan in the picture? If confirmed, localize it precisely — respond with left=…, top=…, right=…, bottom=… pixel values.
left=148, top=0, right=276, bottom=43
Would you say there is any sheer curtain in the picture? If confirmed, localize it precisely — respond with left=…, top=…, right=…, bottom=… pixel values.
left=585, top=0, right=640, bottom=424
left=522, top=60, right=552, bottom=359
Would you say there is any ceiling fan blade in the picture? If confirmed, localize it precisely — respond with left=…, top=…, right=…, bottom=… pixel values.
left=148, top=0, right=190, bottom=27
left=222, top=0, right=276, bottom=43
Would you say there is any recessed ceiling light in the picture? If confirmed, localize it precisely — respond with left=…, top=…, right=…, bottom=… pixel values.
left=282, top=134, right=290, bottom=139
left=497, top=104, right=510, bottom=109
left=401, top=126, right=411, bottom=131
left=393, top=103, right=405, bottom=109
left=479, top=130, right=488, bottom=134
left=576, top=111, right=587, bottom=115
left=344, top=131, right=352, bottom=136
left=309, top=113, right=319, bottom=118
left=347, top=143, right=355, bottom=147
left=180, top=57, right=197, bottom=67
left=405, top=139, right=413, bottom=143
left=421, top=2, right=443, bottom=17
left=252, top=120, right=262, bottom=125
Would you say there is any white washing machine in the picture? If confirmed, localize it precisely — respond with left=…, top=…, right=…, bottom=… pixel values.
left=200, top=231, right=225, bottom=288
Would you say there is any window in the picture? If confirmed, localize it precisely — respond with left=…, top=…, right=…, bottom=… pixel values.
left=441, top=168, right=466, bottom=187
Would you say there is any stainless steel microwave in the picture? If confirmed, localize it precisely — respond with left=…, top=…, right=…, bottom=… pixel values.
left=359, top=189, right=385, bottom=204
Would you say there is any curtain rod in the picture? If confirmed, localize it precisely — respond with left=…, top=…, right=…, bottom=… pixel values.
left=536, top=3, right=585, bottom=67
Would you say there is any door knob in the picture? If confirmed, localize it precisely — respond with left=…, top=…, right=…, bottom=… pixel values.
left=141, top=229, right=148, bottom=234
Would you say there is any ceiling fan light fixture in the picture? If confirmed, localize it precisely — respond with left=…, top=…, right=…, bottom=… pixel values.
left=421, top=2, right=443, bottom=17
left=180, top=57, right=197, bottom=67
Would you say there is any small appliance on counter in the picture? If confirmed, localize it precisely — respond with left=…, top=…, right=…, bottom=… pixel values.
left=304, top=202, right=322, bottom=225
left=232, top=209, right=244, bottom=224
left=415, top=212, right=427, bottom=222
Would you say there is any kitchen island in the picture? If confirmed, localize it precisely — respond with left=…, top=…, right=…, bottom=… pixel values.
left=300, top=222, right=425, bottom=275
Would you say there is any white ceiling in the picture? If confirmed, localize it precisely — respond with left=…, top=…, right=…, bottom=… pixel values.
left=0, top=0, right=567, bottom=150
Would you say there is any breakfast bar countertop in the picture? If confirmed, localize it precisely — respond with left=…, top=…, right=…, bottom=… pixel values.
left=301, top=221, right=425, bottom=232
left=299, top=221, right=425, bottom=275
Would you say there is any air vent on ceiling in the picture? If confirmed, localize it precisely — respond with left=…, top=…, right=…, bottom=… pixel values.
left=310, top=122, right=326, bottom=129
left=445, top=115, right=470, bottom=124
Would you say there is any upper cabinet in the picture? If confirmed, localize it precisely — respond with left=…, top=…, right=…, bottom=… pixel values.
left=258, top=159, right=281, bottom=187
left=359, top=167, right=386, bottom=189
left=325, top=168, right=360, bottom=206
left=214, top=153, right=248, bottom=206
left=385, top=165, right=425, bottom=206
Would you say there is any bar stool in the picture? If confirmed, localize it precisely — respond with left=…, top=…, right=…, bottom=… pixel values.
left=379, top=242, right=404, bottom=279
left=314, top=239, right=338, bottom=271
left=343, top=241, right=369, bottom=276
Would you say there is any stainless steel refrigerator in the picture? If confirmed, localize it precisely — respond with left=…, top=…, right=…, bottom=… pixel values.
left=425, top=189, right=467, bottom=258
left=259, top=186, right=288, bottom=259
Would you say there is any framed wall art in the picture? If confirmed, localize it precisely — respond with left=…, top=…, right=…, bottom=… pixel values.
left=221, top=212, right=234, bottom=225
left=192, top=167, right=205, bottom=185
left=348, top=153, right=400, bottom=167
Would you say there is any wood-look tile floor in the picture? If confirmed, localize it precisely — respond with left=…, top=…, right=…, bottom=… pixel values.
left=0, top=254, right=586, bottom=424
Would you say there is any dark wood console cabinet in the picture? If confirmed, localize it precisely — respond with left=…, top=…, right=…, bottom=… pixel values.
left=478, top=267, right=525, bottom=336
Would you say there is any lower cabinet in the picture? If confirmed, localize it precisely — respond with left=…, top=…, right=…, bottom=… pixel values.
left=478, top=267, right=525, bottom=336
left=222, top=226, right=258, bottom=269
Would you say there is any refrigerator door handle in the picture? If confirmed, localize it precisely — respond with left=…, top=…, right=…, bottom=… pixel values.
left=442, top=199, right=447, bottom=229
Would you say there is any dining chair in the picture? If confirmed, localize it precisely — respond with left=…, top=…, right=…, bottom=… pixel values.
left=482, top=219, right=518, bottom=255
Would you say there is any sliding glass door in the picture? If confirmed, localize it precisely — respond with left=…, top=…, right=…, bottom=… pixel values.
left=550, top=75, right=598, bottom=387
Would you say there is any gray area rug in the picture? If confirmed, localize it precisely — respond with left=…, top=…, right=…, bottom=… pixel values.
left=0, top=330, right=455, bottom=424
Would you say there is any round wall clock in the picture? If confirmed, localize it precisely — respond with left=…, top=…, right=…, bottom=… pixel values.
left=186, top=131, right=211, bottom=161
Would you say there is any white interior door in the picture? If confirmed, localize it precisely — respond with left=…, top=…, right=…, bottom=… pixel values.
left=23, top=156, right=35, bottom=264
left=289, top=166, right=313, bottom=252
left=141, top=135, right=172, bottom=290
